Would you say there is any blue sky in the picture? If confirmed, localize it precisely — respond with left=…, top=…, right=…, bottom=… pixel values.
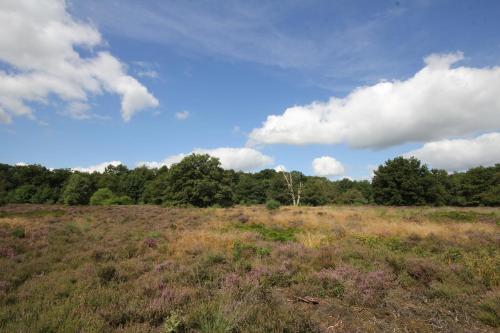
left=1, top=0, right=500, bottom=178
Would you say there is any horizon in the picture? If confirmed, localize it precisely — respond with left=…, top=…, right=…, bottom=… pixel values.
left=2, top=0, right=500, bottom=179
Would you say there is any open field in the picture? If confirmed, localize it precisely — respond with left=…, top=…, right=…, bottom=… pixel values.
left=0, top=204, right=499, bottom=332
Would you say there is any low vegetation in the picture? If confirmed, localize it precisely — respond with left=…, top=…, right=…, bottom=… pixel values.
left=0, top=204, right=498, bottom=332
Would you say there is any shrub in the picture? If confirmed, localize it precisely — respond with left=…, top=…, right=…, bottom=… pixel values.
left=90, top=188, right=115, bottom=205
left=405, top=259, right=439, bottom=284
left=90, top=188, right=133, bottom=205
left=111, top=195, right=133, bottom=205
left=266, top=199, right=280, bottom=211
left=339, top=189, right=368, bottom=205
left=11, top=227, right=26, bottom=238
left=97, top=265, right=118, bottom=284
left=164, top=312, right=182, bottom=332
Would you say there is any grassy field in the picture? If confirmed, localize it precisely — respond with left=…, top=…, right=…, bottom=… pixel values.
left=0, top=204, right=499, bottom=332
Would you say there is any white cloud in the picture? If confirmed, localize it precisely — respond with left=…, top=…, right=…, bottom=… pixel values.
left=248, top=53, right=500, bottom=148
left=405, top=132, right=500, bottom=171
left=137, top=70, right=159, bottom=78
left=72, top=161, right=123, bottom=173
left=0, top=0, right=158, bottom=123
left=175, top=111, right=190, bottom=120
left=274, top=165, right=287, bottom=172
left=138, top=147, right=274, bottom=172
left=312, top=156, right=345, bottom=177
left=15, top=162, right=28, bottom=166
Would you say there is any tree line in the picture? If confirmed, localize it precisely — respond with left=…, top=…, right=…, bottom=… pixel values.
left=0, top=155, right=498, bottom=207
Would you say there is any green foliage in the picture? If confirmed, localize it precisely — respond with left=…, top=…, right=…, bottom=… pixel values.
left=61, top=173, right=93, bottom=205
left=301, top=177, right=335, bottom=206
left=90, top=188, right=115, bottom=205
left=373, top=157, right=430, bottom=205
left=90, top=188, right=133, bottom=206
left=265, top=199, right=280, bottom=210
left=164, top=312, right=182, bottom=332
left=163, top=154, right=234, bottom=207
left=11, top=226, right=26, bottom=238
left=232, top=241, right=270, bottom=260
left=1, top=159, right=500, bottom=207
left=427, top=210, right=499, bottom=223
left=9, top=184, right=36, bottom=203
left=235, top=223, right=298, bottom=242
left=476, top=297, right=500, bottom=327
left=0, top=209, right=64, bottom=218
left=339, top=188, right=368, bottom=205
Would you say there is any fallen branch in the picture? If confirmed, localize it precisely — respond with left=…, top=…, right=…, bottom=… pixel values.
left=293, top=296, right=319, bottom=304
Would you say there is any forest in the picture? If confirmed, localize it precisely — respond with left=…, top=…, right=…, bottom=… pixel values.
left=1, top=155, right=499, bottom=207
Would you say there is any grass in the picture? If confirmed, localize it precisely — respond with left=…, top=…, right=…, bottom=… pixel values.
left=0, top=204, right=499, bottom=332
left=427, top=210, right=500, bottom=224
left=234, top=223, right=299, bottom=242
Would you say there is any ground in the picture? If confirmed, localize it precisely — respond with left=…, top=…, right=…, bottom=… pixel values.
left=0, top=204, right=499, bottom=332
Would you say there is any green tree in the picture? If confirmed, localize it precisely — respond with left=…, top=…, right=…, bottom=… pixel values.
left=61, top=173, right=93, bottom=205
left=372, top=157, right=430, bottom=205
left=422, top=169, right=450, bottom=206
left=9, top=184, right=36, bottom=203
left=339, top=188, right=368, bottom=205
left=141, top=166, right=169, bottom=204
left=119, top=166, right=155, bottom=203
left=163, top=154, right=233, bottom=207
left=302, top=177, right=335, bottom=206
left=234, top=172, right=269, bottom=204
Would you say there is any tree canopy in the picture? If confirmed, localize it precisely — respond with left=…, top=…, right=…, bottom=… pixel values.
left=0, top=156, right=499, bottom=207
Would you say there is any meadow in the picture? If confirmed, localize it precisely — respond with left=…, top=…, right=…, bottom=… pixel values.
left=0, top=204, right=499, bottom=332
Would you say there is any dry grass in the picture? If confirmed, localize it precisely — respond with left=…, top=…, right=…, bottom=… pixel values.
left=0, top=204, right=499, bottom=332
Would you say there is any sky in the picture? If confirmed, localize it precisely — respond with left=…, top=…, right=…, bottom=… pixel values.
left=1, top=0, right=500, bottom=179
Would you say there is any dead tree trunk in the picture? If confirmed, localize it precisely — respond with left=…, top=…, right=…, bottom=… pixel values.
left=282, top=171, right=303, bottom=206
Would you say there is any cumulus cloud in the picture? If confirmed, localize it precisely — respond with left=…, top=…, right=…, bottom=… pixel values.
left=312, top=156, right=345, bottom=177
left=0, top=0, right=158, bottom=123
left=138, top=147, right=274, bottom=172
left=248, top=52, right=500, bottom=148
left=72, top=161, right=123, bottom=173
left=405, top=132, right=500, bottom=171
left=175, top=111, right=190, bottom=120
left=274, top=165, right=287, bottom=172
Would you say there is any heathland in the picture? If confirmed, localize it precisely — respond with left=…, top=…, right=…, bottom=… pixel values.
left=0, top=204, right=498, bottom=332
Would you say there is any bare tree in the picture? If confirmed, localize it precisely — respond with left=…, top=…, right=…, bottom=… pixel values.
left=282, top=171, right=303, bottom=206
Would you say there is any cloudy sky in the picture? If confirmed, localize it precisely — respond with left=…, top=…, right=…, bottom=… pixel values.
left=1, top=0, right=500, bottom=177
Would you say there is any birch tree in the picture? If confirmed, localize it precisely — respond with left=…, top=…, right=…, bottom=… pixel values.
left=281, top=171, right=303, bottom=206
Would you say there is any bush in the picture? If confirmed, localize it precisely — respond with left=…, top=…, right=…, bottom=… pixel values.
left=339, top=189, right=368, bottom=205
left=97, top=265, right=118, bottom=284
left=113, top=195, right=133, bottom=205
left=90, top=188, right=115, bottom=205
left=90, top=188, right=133, bottom=205
left=266, top=199, right=280, bottom=211
left=11, top=227, right=26, bottom=238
